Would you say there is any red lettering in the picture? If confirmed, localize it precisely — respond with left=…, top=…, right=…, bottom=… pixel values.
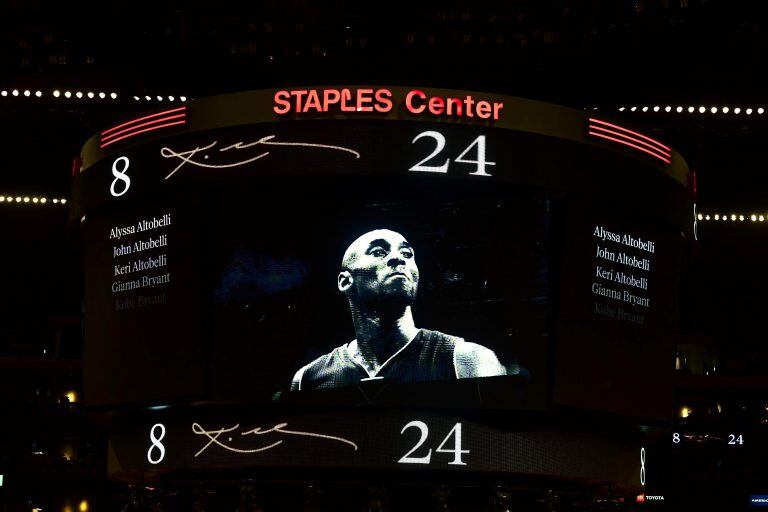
left=303, top=89, right=323, bottom=112
left=446, top=97, right=463, bottom=116
left=428, top=96, right=445, bottom=115
left=290, top=90, right=308, bottom=113
left=273, top=90, right=291, bottom=114
left=323, top=89, right=341, bottom=110
left=475, top=100, right=491, bottom=119
left=374, top=89, right=393, bottom=112
left=405, top=90, right=427, bottom=114
left=340, top=88, right=356, bottom=112
left=493, top=102, right=504, bottom=120
left=357, top=88, right=374, bottom=112
left=464, top=95, right=475, bottom=117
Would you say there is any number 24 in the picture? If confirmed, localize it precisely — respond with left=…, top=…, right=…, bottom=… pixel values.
left=398, top=421, right=469, bottom=466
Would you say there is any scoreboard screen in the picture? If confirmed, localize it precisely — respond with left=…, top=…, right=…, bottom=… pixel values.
left=73, top=87, right=691, bottom=423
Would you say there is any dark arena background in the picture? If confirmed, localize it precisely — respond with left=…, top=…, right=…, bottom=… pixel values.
left=1, top=2, right=768, bottom=511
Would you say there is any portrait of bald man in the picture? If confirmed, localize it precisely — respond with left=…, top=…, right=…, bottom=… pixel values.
left=291, top=229, right=507, bottom=391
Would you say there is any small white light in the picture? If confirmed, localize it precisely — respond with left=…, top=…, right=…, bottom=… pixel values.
left=697, top=213, right=703, bottom=220
left=12, top=89, right=19, bottom=96
left=60, top=198, right=67, bottom=204
left=747, top=108, right=753, bottom=115
left=665, top=106, right=671, bottom=112
left=0, top=91, right=6, bottom=97
left=64, top=91, right=71, bottom=98
left=619, top=106, right=625, bottom=111
left=751, top=214, right=757, bottom=221
left=630, top=106, right=637, bottom=111
left=77, top=91, right=84, bottom=98
left=34, top=90, right=41, bottom=97
left=653, top=106, right=660, bottom=112
left=15, top=197, right=21, bottom=202
left=32, top=197, right=38, bottom=203
left=642, top=106, right=649, bottom=112
left=98, top=92, right=106, bottom=99
left=23, top=197, right=29, bottom=203
left=180, top=96, right=187, bottom=102
left=157, top=96, right=163, bottom=101
left=735, top=107, right=741, bottom=114
left=714, top=214, right=720, bottom=220
left=0, top=196, right=4, bottom=202
left=52, top=198, right=58, bottom=204
left=688, top=106, right=695, bottom=113
left=676, top=106, right=683, bottom=113
left=87, top=92, right=94, bottom=98
left=698, top=106, right=706, bottom=113
left=110, top=92, right=117, bottom=99
left=731, top=214, right=737, bottom=221
left=760, top=215, right=765, bottom=222
left=705, top=215, right=710, bottom=220
left=722, top=106, right=730, bottom=113
left=710, top=106, right=717, bottom=113
left=40, top=197, right=46, bottom=204
left=739, top=215, right=745, bottom=221
left=145, top=96, right=151, bottom=101
left=133, top=96, right=140, bottom=101
left=53, top=90, right=60, bottom=97
left=23, top=90, right=30, bottom=97
left=168, top=95, right=175, bottom=101
left=759, top=108, right=765, bottom=114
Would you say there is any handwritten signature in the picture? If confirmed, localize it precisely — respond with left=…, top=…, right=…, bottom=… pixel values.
left=160, top=135, right=361, bottom=180
left=191, top=422, right=359, bottom=458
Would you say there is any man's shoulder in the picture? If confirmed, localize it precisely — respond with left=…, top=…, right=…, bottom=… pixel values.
left=291, top=344, right=350, bottom=391
left=417, top=328, right=465, bottom=345
left=453, top=339, right=507, bottom=378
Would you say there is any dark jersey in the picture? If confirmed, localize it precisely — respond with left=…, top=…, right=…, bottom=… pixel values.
left=293, top=329, right=462, bottom=391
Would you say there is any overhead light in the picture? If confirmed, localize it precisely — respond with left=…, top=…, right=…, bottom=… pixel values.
left=75, top=91, right=83, bottom=98
left=739, top=215, right=745, bottom=221
left=688, top=106, right=695, bottom=113
left=64, top=91, right=71, bottom=98
left=759, top=107, right=765, bottom=114
left=110, top=92, right=117, bottom=99
left=714, top=214, right=720, bottom=220
left=760, top=215, right=765, bottom=222
left=87, top=92, right=94, bottom=98
left=60, top=198, right=67, bottom=204
left=619, top=106, right=625, bottom=111
left=676, top=106, right=683, bottom=112
left=23, top=197, right=29, bottom=203
left=34, top=90, right=41, bottom=97
left=32, top=197, right=38, bottom=203
left=697, top=213, right=703, bottom=220
left=98, top=92, right=106, bottom=99
left=0, top=196, right=4, bottom=201
left=642, top=106, right=649, bottom=112
left=698, top=106, right=706, bottom=113
left=180, top=96, right=187, bottom=102
left=653, top=106, right=660, bottom=112
left=53, top=199, right=59, bottom=204
left=0, top=91, right=6, bottom=96
left=731, top=214, right=737, bottom=221
left=747, top=108, right=753, bottom=115
left=11, top=89, right=19, bottom=96
left=157, top=96, right=163, bottom=101
left=168, top=95, right=175, bottom=101
left=40, top=197, right=46, bottom=203
left=630, top=106, right=637, bottom=111
left=705, top=215, right=710, bottom=220
left=734, top=107, right=741, bottom=114
left=133, top=96, right=140, bottom=101
left=751, top=214, right=757, bottom=221
left=23, top=90, right=30, bottom=97
left=710, top=106, right=717, bottom=113
left=665, top=106, right=671, bottom=112
left=145, top=95, right=151, bottom=101
left=722, top=106, right=730, bottom=113
left=53, top=90, right=60, bottom=97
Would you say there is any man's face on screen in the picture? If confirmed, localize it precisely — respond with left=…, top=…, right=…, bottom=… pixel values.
left=340, top=229, right=419, bottom=305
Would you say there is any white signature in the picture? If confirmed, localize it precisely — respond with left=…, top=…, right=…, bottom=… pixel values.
left=191, top=422, right=359, bottom=458
left=160, top=135, right=361, bottom=180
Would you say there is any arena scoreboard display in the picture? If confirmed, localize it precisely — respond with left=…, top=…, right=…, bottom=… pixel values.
left=72, top=86, right=691, bottom=486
